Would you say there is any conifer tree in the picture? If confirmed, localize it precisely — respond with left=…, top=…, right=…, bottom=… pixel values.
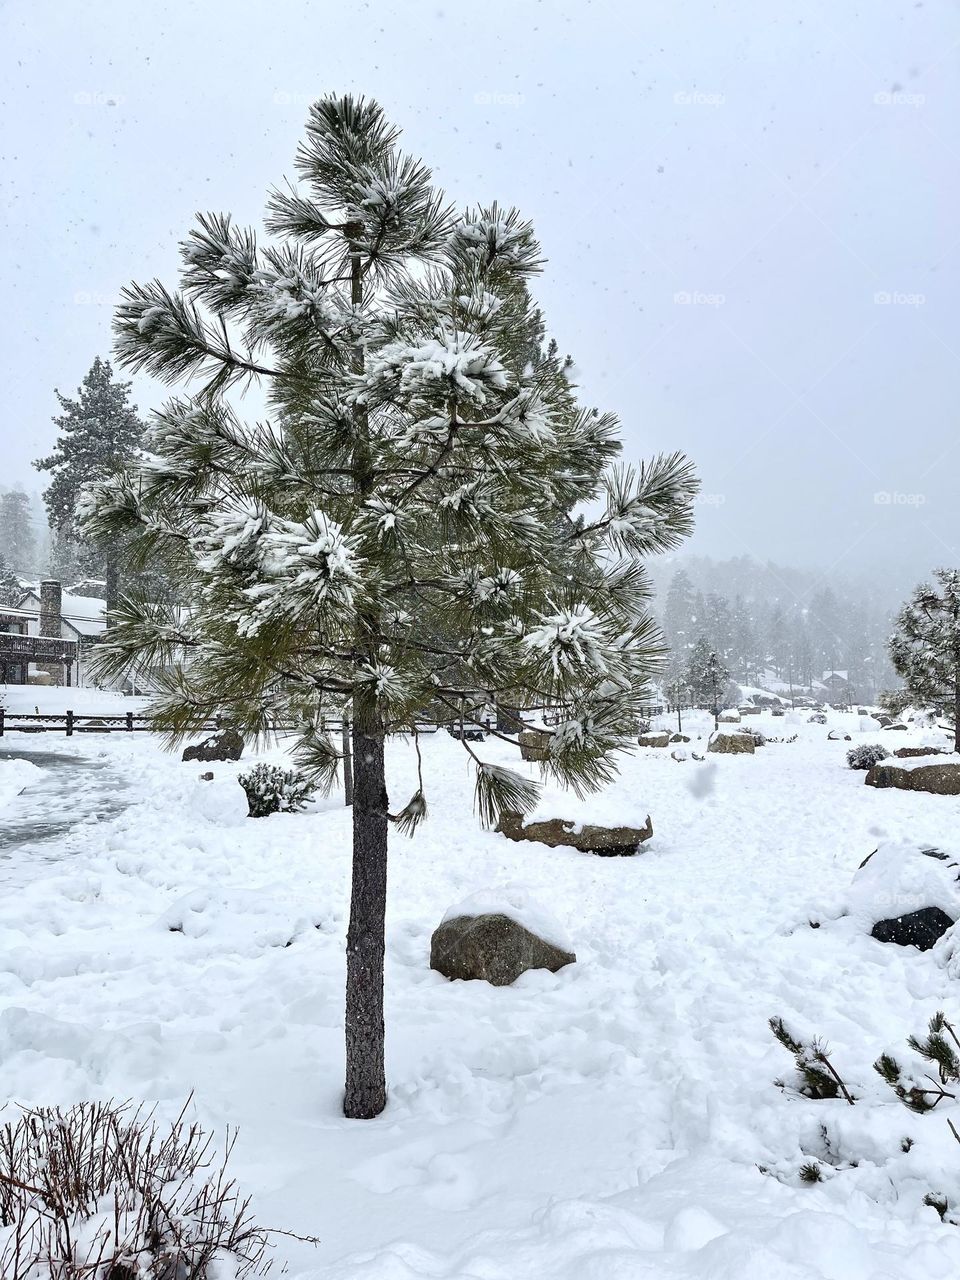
left=35, top=357, right=144, bottom=609
left=686, top=637, right=729, bottom=725
left=0, top=489, right=37, bottom=577
left=0, top=552, right=22, bottom=606
left=889, top=569, right=960, bottom=751
left=80, top=94, right=698, bottom=1118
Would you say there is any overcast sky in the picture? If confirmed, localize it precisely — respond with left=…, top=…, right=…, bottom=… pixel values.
left=2, top=0, right=958, bottom=592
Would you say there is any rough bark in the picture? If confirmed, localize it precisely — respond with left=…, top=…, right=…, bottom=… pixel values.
left=342, top=226, right=388, bottom=1120
left=343, top=704, right=388, bottom=1118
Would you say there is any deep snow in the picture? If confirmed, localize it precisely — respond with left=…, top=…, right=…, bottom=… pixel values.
left=2, top=706, right=960, bottom=1277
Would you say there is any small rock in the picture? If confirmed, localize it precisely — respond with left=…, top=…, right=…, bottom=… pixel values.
left=708, top=731, right=754, bottom=755
left=670, top=732, right=691, bottom=743
left=182, top=726, right=244, bottom=763
left=871, top=907, right=955, bottom=951
left=497, top=811, right=653, bottom=856
left=430, top=913, right=576, bottom=985
left=518, top=729, right=550, bottom=762
left=893, top=746, right=945, bottom=759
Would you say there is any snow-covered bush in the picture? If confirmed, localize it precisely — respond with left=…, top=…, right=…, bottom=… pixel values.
left=847, top=743, right=890, bottom=770
left=238, top=763, right=317, bottom=817
left=0, top=1100, right=273, bottom=1278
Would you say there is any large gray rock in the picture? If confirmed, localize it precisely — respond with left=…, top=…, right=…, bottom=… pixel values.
left=865, top=760, right=960, bottom=795
left=708, top=730, right=754, bottom=755
left=893, top=746, right=946, bottom=759
left=430, top=913, right=576, bottom=985
left=497, top=810, right=653, bottom=856
left=638, top=731, right=670, bottom=748
left=182, top=726, right=244, bottom=763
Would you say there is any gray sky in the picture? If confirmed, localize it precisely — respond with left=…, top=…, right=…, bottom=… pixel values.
left=2, top=0, right=958, bottom=592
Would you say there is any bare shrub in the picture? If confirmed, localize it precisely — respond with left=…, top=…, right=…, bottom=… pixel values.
left=0, top=1098, right=273, bottom=1278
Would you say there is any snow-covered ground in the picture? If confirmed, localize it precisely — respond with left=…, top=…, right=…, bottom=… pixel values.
left=3, top=708, right=960, bottom=1277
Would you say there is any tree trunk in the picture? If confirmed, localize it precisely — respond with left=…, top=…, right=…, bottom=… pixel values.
left=954, top=675, right=960, bottom=755
left=344, top=704, right=389, bottom=1118
left=104, top=554, right=119, bottom=627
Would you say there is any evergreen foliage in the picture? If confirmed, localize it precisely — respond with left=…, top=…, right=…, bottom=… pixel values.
left=769, top=1016, right=856, bottom=1103
left=34, top=357, right=145, bottom=601
left=874, top=1011, right=960, bottom=1113
left=0, top=489, right=37, bottom=577
left=238, top=762, right=317, bottom=817
left=80, top=93, right=698, bottom=1116
left=889, top=570, right=960, bottom=751
left=846, top=743, right=890, bottom=770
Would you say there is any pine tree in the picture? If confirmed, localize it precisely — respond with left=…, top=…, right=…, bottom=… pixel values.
left=0, top=488, right=37, bottom=577
left=889, top=569, right=960, bottom=751
left=686, top=637, right=729, bottom=725
left=79, top=94, right=699, bottom=1119
left=35, top=357, right=144, bottom=609
left=663, top=569, right=696, bottom=656
left=0, top=551, right=22, bottom=606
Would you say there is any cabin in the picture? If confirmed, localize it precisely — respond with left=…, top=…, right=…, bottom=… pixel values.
left=819, top=669, right=853, bottom=706
left=0, top=581, right=104, bottom=686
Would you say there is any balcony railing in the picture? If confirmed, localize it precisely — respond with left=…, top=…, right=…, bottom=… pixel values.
left=0, top=634, right=78, bottom=663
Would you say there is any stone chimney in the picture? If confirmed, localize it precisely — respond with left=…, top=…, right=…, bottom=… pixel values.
left=40, top=580, right=62, bottom=637
left=37, top=580, right=66, bottom=685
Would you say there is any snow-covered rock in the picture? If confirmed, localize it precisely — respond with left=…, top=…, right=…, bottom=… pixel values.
left=432, top=889, right=576, bottom=985
left=0, top=758, right=41, bottom=812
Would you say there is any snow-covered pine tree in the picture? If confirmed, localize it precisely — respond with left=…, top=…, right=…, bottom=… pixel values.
left=35, top=357, right=145, bottom=611
left=686, top=637, right=729, bottom=726
left=0, top=489, right=37, bottom=578
left=0, top=551, right=22, bottom=606
left=80, top=94, right=698, bottom=1119
left=889, top=569, right=960, bottom=752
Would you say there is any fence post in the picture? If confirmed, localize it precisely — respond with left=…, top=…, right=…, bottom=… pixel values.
left=126, top=711, right=134, bottom=732
left=0, top=708, right=4, bottom=737
left=66, top=709, right=74, bottom=737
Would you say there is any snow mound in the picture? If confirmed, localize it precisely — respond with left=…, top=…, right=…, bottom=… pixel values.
left=842, top=842, right=960, bottom=931
left=441, top=886, right=574, bottom=952
left=0, top=757, right=41, bottom=812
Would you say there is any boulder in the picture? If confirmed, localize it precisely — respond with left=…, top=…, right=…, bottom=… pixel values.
left=182, top=726, right=244, bottom=763
left=827, top=729, right=852, bottom=741
left=718, top=710, right=740, bottom=724
left=518, top=729, right=550, bottom=762
left=638, top=731, right=670, bottom=748
left=771, top=707, right=786, bottom=717
left=708, top=730, right=754, bottom=755
left=893, top=746, right=946, bottom=759
left=739, top=705, right=762, bottom=717
left=882, top=723, right=909, bottom=732
left=497, top=810, right=653, bottom=856
left=865, top=761, right=960, bottom=795
left=671, top=748, right=688, bottom=762
left=670, top=732, right=691, bottom=743
left=430, top=912, right=576, bottom=985
left=877, top=714, right=894, bottom=727
left=871, top=907, right=955, bottom=952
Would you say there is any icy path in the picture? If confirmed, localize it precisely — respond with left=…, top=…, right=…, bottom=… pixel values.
left=0, top=742, right=130, bottom=885
left=2, top=718, right=960, bottom=1278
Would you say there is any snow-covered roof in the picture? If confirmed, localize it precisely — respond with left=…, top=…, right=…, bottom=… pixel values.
left=821, top=669, right=849, bottom=682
